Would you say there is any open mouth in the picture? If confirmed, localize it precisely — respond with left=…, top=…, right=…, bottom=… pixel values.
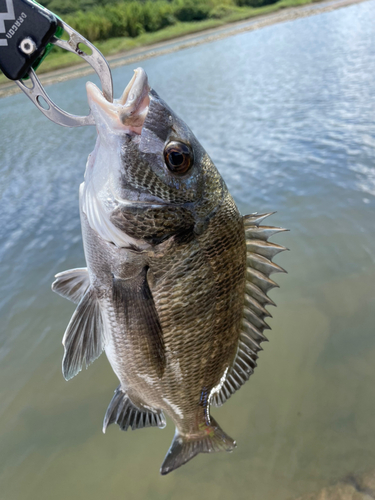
left=86, top=68, right=150, bottom=135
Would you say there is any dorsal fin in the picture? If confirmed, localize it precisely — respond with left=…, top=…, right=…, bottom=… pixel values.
left=211, top=213, right=288, bottom=407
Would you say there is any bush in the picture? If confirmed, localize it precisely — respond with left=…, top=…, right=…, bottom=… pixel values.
left=43, top=0, right=281, bottom=44
left=236, top=0, right=279, bottom=6
left=142, top=2, right=176, bottom=32
left=64, top=1, right=177, bottom=41
left=209, top=4, right=237, bottom=18
left=173, top=0, right=211, bottom=22
left=65, top=9, right=112, bottom=40
left=43, top=0, right=98, bottom=15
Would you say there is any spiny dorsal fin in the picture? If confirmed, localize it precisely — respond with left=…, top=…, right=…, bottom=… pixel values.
left=211, top=213, right=287, bottom=407
left=243, top=212, right=276, bottom=227
left=245, top=225, right=288, bottom=241
left=246, top=239, right=286, bottom=259
left=62, top=286, right=104, bottom=380
left=103, top=386, right=166, bottom=433
left=52, top=268, right=90, bottom=304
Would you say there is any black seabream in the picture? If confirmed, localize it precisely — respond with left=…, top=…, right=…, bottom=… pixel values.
left=52, top=68, right=287, bottom=474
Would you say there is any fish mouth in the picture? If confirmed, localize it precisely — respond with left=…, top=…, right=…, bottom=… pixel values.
left=86, top=68, right=150, bottom=135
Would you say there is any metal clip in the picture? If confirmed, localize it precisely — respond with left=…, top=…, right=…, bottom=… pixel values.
left=16, top=20, right=113, bottom=127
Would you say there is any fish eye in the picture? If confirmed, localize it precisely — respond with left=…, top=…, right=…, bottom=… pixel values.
left=164, top=141, right=193, bottom=174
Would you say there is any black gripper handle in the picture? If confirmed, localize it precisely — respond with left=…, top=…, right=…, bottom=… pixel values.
left=0, top=0, right=57, bottom=80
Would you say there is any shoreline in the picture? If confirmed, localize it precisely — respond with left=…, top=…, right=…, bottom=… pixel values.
left=0, top=0, right=367, bottom=99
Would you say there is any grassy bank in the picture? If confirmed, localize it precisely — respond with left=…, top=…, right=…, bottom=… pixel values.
left=0, top=0, right=319, bottom=86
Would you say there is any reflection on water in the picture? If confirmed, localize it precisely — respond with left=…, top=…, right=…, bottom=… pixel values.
left=1, top=1, right=375, bottom=498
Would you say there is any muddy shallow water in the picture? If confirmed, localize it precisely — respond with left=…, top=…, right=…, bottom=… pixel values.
left=0, top=1, right=375, bottom=499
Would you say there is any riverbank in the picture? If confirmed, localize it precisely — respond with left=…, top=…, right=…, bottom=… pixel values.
left=0, top=0, right=367, bottom=98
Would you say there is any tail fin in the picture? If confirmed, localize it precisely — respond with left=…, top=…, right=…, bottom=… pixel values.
left=160, top=417, right=236, bottom=475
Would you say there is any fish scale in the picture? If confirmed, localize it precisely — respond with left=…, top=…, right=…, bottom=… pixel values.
left=51, top=67, right=286, bottom=475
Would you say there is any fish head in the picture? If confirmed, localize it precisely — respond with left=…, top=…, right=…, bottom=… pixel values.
left=83, top=68, right=225, bottom=247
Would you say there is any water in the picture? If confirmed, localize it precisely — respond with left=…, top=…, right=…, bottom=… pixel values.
left=1, top=2, right=375, bottom=499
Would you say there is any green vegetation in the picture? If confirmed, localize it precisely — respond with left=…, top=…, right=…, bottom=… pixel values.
left=40, top=0, right=276, bottom=17
left=53, top=0, right=279, bottom=42
left=0, top=0, right=321, bottom=86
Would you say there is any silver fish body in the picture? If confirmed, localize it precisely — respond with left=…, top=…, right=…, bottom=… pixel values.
left=52, top=68, right=287, bottom=474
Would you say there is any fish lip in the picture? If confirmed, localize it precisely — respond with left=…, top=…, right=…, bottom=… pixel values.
left=86, top=68, right=150, bottom=134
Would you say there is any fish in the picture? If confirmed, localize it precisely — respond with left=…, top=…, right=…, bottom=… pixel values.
left=51, top=67, right=287, bottom=475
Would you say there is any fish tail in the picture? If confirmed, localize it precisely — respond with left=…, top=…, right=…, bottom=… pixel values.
left=160, top=417, right=236, bottom=475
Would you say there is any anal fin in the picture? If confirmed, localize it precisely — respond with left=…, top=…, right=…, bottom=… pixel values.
left=62, top=286, right=104, bottom=380
left=103, top=386, right=166, bottom=432
left=52, top=268, right=90, bottom=304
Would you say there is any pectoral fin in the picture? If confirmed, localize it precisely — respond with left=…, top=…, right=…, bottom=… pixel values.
left=62, top=287, right=104, bottom=380
left=112, top=267, right=165, bottom=378
left=52, top=268, right=90, bottom=304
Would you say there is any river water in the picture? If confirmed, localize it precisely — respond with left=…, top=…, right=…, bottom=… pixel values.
left=1, top=1, right=375, bottom=499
